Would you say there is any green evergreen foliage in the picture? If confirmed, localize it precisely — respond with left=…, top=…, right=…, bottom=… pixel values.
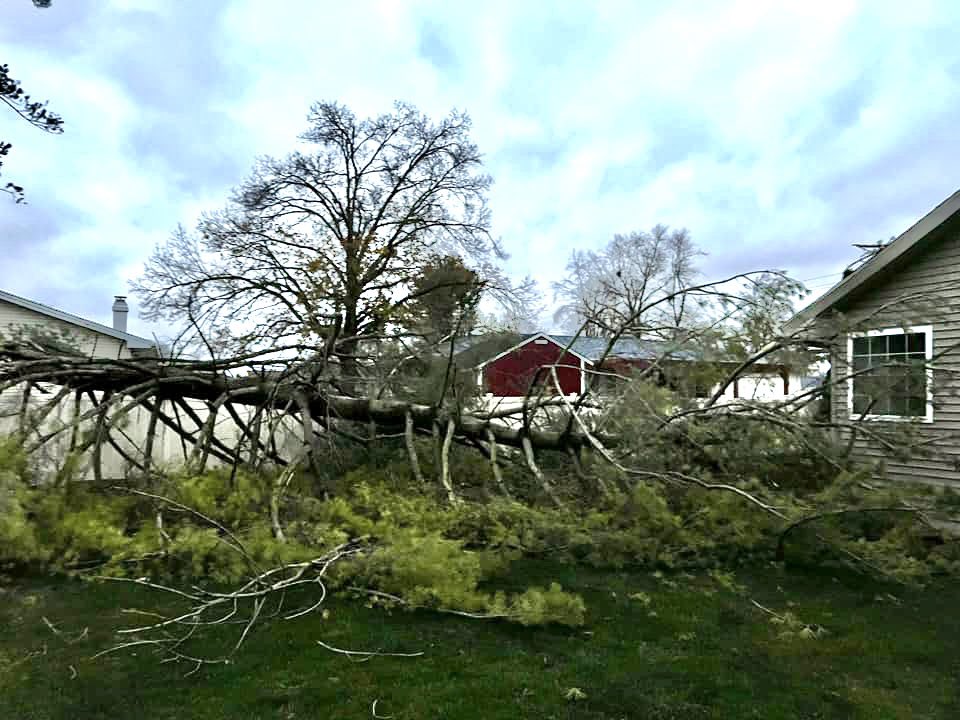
left=3, top=399, right=960, bottom=629
left=0, top=439, right=42, bottom=565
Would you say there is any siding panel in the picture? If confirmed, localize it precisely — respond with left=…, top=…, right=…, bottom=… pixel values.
left=0, top=300, right=127, bottom=359
left=484, top=338, right=583, bottom=396
left=828, top=223, right=960, bottom=486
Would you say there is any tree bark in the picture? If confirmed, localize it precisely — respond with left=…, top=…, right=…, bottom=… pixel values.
left=58, top=390, right=84, bottom=487
left=270, top=464, right=296, bottom=542
left=522, top=435, right=561, bottom=507
left=90, top=390, right=114, bottom=484
left=440, top=418, right=457, bottom=504
left=142, top=396, right=160, bottom=482
left=486, top=428, right=509, bottom=498
left=295, top=391, right=322, bottom=481
left=405, top=410, right=425, bottom=484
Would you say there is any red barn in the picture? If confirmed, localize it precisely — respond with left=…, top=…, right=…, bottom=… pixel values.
left=468, top=332, right=797, bottom=401
left=479, top=333, right=591, bottom=396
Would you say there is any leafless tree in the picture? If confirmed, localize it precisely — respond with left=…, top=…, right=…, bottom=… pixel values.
left=552, top=225, right=704, bottom=338
left=133, top=102, right=527, bottom=391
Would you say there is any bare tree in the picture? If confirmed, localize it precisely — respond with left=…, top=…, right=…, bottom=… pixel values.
left=552, top=226, right=704, bottom=338
left=134, top=102, right=516, bottom=391
left=478, top=275, right=544, bottom=333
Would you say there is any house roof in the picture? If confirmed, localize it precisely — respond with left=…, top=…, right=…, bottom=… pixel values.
left=0, top=289, right=156, bottom=350
left=784, top=188, right=960, bottom=333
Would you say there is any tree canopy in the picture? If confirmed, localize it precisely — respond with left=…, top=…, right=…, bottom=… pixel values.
left=135, top=102, right=524, bottom=387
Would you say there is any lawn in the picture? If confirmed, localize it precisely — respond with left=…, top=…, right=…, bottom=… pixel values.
left=2, top=560, right=959, bottom=719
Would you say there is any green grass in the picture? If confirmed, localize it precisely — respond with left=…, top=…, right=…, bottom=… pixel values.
left=2, top=561, right=959, bottom=719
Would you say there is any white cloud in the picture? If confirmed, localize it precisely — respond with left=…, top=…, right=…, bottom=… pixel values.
left=1, top=0, right=958, bottom=333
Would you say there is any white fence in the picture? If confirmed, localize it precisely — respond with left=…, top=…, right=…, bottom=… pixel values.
left=0, top=383, right=309, bottom=481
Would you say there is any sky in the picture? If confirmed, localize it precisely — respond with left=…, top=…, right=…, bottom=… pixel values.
left=1, top=0, right=959, bottom=339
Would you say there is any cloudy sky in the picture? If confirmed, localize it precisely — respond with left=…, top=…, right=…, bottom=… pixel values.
left=1, top=0, right=958, bottom=338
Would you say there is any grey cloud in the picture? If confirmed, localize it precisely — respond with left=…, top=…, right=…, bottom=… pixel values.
left=823, top=76, right=875, bottom=133
left=0, top=0, right=100, bottom=52
left=4, top=237, right=130, bottom=321
left=101, top=5, right=251, bottom=194
left=811, top=112, right=960, bottom=231
left=0, top=200, right=86, bottom=261
left=495, top=10, right=610, bottom=116
left=599, top=118, right=715, bottom=194
left=646, top=118, right=714, bottom=170
left=417, top=20, right=459, bottom=73
left=493, top=137, right=569, bottom=174
left=29, top=269, right=128, bottom=322
left=126, top=108, right=250, bottom=196
left=102, top=6, right=235, bottom=111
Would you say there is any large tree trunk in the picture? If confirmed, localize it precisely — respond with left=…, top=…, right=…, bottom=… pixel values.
left=0, top=346, right=620, bottom=495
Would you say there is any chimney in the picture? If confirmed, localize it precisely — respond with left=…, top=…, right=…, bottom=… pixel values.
left=112, top=295, right=129, bottom=333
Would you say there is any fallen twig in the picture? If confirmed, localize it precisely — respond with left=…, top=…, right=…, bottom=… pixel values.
left=317, top=640, right=424, bottom=659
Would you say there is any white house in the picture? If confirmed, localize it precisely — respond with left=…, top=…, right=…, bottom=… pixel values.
left=0, top=289, right=157, bottom=359
left=0, top=289, right=315, bottom=481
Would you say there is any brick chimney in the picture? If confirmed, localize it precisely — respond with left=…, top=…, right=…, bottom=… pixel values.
left=112, top=295, right=129, bottom=333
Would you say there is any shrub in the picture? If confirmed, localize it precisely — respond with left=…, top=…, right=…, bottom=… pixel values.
left=0, top=439, right=43, bottom=566
left=4, top=418, right=960, bottom=626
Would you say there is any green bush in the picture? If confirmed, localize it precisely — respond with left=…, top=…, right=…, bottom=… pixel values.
left=0, top=439, right=43, bottom=566
left=4, top=417, right=960, bottom=625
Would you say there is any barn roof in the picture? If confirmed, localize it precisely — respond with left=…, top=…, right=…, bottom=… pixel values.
left=547, top=335, right=702, bottom=362
left=460, top=332, right=710, bottom=367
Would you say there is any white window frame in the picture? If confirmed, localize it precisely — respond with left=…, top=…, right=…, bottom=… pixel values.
left=846, top=324, right=933, bottom=423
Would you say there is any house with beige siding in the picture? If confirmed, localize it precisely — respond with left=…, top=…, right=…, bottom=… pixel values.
left=0, top=290, right=306, bottom=480
left=0, top=290, right=156, bottom=359
left=0, top=290, right=165, bottom=479
left=786, top=188, right=960, bottom=486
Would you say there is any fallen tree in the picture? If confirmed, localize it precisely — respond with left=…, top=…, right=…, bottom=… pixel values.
left=4, top=99, right=959, bottom=669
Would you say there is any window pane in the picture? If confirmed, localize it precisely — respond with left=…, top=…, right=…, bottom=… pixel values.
left=908, top=333, right=925, bottom=354
left=890, top=370, right=909, bottom=397
left=908, top=396, right=927, bottom=417
left=857, top=372, right=879, bottom=401
left=870, top=336, right=888, bottom=355
left=853, top=394, right=869, bottom=414
left=852, top=337, right=870, bottom=356
left=908, top=360, right=927, bottom=387
left=868, top=365, right=888, bottom=388
left=888, top=334, right=906, bottom=354
left=889, top=396, right=908, bottom=416
left=853, top=356, right=869, bottom=372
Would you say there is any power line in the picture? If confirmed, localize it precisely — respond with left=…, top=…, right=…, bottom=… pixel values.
left=798, top=272, right=842, bottom=283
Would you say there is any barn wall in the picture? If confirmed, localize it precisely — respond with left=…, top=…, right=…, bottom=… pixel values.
left=483, top=339, right=583, bottom=396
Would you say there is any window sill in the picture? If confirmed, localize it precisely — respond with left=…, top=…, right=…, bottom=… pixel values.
left=858, top=413, right=934, bottom=424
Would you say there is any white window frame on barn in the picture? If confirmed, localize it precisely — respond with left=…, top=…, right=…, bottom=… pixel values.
left=846, top=324, right=933, bottom=423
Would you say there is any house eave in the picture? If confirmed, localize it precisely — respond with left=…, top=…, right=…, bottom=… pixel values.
left=784, top=187, right=960, bottom=334
left=0, top=289, right=156, bottom=349
left=473, top=332, right=595, bottom=369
